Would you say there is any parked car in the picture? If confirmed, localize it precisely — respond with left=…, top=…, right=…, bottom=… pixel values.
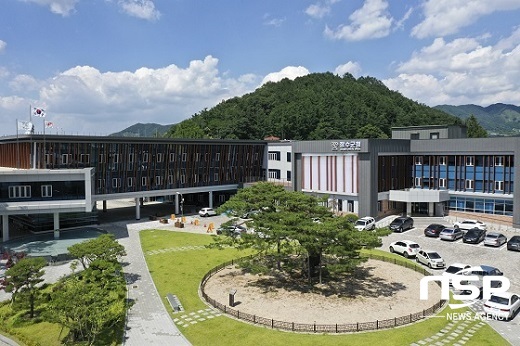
left=442, top=263, right=471, bottom=286
left=465, top=265, right=503, bottom=277
left=484, top=232, right=507, bottom=247
left=424, top=224, right=446, bottom=237
left=507, top=235, right=520, bottom=252
left=439, top=228, right=464, bottom=241
left=216, top=224, right=247, bottom=236
left=389, top=240, right=421, bottom=258
left=462, top=228, right=487, bottom=244
left=389, top=216, right=414, bottom=233
left=483, top=292, right=520, bottom=320
left=198, top=207, right=217, bottom=217
left=454, top=219, right=486, bottom=231
left=415, top=250, right=445, bottom=269
left=354, top=216, right=376, bottom=231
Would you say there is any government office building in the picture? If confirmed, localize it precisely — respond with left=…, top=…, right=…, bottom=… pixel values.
left=0, top=135, right=266, bottom=241
left=267, top=125, right=518, bottom=228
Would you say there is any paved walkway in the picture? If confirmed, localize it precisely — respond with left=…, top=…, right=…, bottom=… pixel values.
left=113, top=220, right=192, bottom=346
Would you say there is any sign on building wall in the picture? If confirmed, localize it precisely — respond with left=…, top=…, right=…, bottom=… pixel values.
left=331, top=141, right=361, bottom=151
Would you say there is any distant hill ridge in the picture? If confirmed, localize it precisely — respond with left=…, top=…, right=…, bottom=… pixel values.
left=434, top=103, right=520, bottom=136
left=110, top=123, right=172, bottom=137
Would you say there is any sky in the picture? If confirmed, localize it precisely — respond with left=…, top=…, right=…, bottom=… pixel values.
left=1, top=0, right=520, bottom=137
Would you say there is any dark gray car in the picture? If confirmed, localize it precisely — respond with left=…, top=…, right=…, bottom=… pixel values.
left=389, top=216, right=414, bottom=233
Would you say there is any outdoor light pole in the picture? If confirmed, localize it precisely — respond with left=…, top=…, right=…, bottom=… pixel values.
left=177, top=192, right=184, bottom=218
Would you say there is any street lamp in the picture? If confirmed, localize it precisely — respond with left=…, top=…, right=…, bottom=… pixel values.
left=176, top=192, right=184, bottom=218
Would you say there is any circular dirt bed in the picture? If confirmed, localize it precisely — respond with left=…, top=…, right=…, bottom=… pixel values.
left=203, top=259, right=442, bottom=324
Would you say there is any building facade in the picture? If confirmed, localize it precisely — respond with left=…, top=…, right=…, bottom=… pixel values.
left=0, top=135, right=267, bottom=240
left=269, top=126, right=519, bottom=228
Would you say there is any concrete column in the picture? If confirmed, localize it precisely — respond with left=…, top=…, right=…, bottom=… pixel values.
left=406, top=202, right=412, bottom=217
left=2, top=215, right=9, bottom=242
left=103, top=200, right=107, bottom=212
left=428, top=202, right=434, bottom=217
left=208, top=191, right=213, bottom=208
left=175, top=193, right=180, bottom=215
left=135, top=197, right=141, bottom=220
left=53, top=212, right=60, bottom=231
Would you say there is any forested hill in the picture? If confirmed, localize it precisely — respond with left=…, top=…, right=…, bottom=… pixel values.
left=165, top=72, right=462, bottom=140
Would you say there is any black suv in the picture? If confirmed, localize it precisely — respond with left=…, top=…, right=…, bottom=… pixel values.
left=463, top=228, right=487, bottom=244
left=389, top=217, right=414, bottom=233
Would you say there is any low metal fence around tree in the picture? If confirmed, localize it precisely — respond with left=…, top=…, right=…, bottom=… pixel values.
left=200, top=253, right=447, bottom=333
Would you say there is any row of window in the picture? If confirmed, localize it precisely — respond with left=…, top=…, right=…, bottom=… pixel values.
left=45, top=152, right=259, bottom=165
left=100, top=173, right=226, bottom=189
left=268, top=151, right=291, bottom=162
left=448, top=196, right=513, bottom=216
left=415, top=156, right=508, bottom=167
left=8, top=185, right=52, bottom=199
left=414, top=177, right=506, bottom=191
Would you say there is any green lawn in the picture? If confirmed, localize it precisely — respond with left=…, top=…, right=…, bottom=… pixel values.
left=141, top=230, right=511, bottom=346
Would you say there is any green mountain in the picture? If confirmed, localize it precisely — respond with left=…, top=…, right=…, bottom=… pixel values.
left=434, top=103, right=520, bottom=136
left=110, top=123, right=173, bottom=137
left=164, top=72, right=461, bottom=140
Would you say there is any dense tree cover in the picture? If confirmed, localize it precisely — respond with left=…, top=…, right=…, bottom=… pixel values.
left=212, top=182, right=390, bottom=283
left=465, top=114, right=488, bottom=138
left=165, top=73, right=462, bottom=140
left=2, top=257, right=46, bottom=318
left=68, top=233, right=126, bottom=270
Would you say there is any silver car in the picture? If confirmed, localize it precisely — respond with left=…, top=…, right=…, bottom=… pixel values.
left=483, top=232, right=507, bottom=247
left=439, top=228, right=464, bottom=241
left=416, top=250, right=445, bottom=269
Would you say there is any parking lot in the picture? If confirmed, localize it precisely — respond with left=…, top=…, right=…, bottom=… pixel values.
left=377, top=216, right=520, bottom=344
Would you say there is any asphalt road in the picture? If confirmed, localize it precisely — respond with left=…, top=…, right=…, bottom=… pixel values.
left=377, top=216, right=520, bottom=346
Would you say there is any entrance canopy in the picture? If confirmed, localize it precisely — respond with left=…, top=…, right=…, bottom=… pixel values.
left=389, top=189, right=450, bottom=203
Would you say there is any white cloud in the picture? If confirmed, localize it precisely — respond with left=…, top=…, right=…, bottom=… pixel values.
left=118, top=0, right=161, bottom=21
left=18, top=0, right=78, bottom=16
left=0, top=56, right=264, bottom=135
left=9, top=74, right=42, bottom=92
left=305, top=0, right=340, bottom=19
left=384, top=28, right=520, bottom=106
left=263, top=14, right=286, bottom=27
left=261, top=66, right=310, bottom=85
left=0, top=40, right=6, bottom=53
left=334, top=61, right=362, bottom=77
left=412, top=0, right=520, bottom=39
left=324, top=0, right=393, bottom=41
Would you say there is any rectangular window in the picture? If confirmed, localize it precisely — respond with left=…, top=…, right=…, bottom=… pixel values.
left=414, top=156, right=423, bottom=165
left=495, top=181, right=504, bottom=191
left=156, top=153, right=163, bottom=162
left=466, top=156, right=474, bottom=166
left=268, top=169, right=281, bottom=179
left=112, top=178, right=121, bottom=188
left=194, top=174, right=199, bottom=183
left=155, top=176, right=162, bottom=186
left=9, top=185, right=31, bottom=198
left=430, top=132, right=439, bottom=139
left=287, top=152, right=292, bottom=162
left=182, top=153, right=187, bottom=162
left=414, top=177, right=421, bottom=187
left=268, top=151, right=281, bottom=161
left=99, top=153, right=106, bottom=163
left=80, top=154, right=90, bottom=164
left=439, top=178, right=447, bottom=188
left=495, top=156, right=503, bottom=166
left=465, top=179, right=474, bottom=189
left=127, top=177, right=134, bottom=187
left=168, top=175, right=173, bottom=184
left=287, top=171, right=292, bottom=182
left=438, top=156, right=447, bottom=165
left=128, top=154, right=135, bottom=163
left=216, top=153, right=220, bottom=161
left=41, top=185, right=52, bottom=198
left=180, top=174, right=186, bottom=184
left=141, top=177, right=148, bottom=186
left=143, top=153, right=149, bottom=163
left=196, top=153, right=201, bottom=161
left=111, top=153, right=120, bottom=164
left=169, top=153, right=175, bottom=162
left=62, top=154, right=70, bottom=164
left=214, top=173, right=219, bottom=181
